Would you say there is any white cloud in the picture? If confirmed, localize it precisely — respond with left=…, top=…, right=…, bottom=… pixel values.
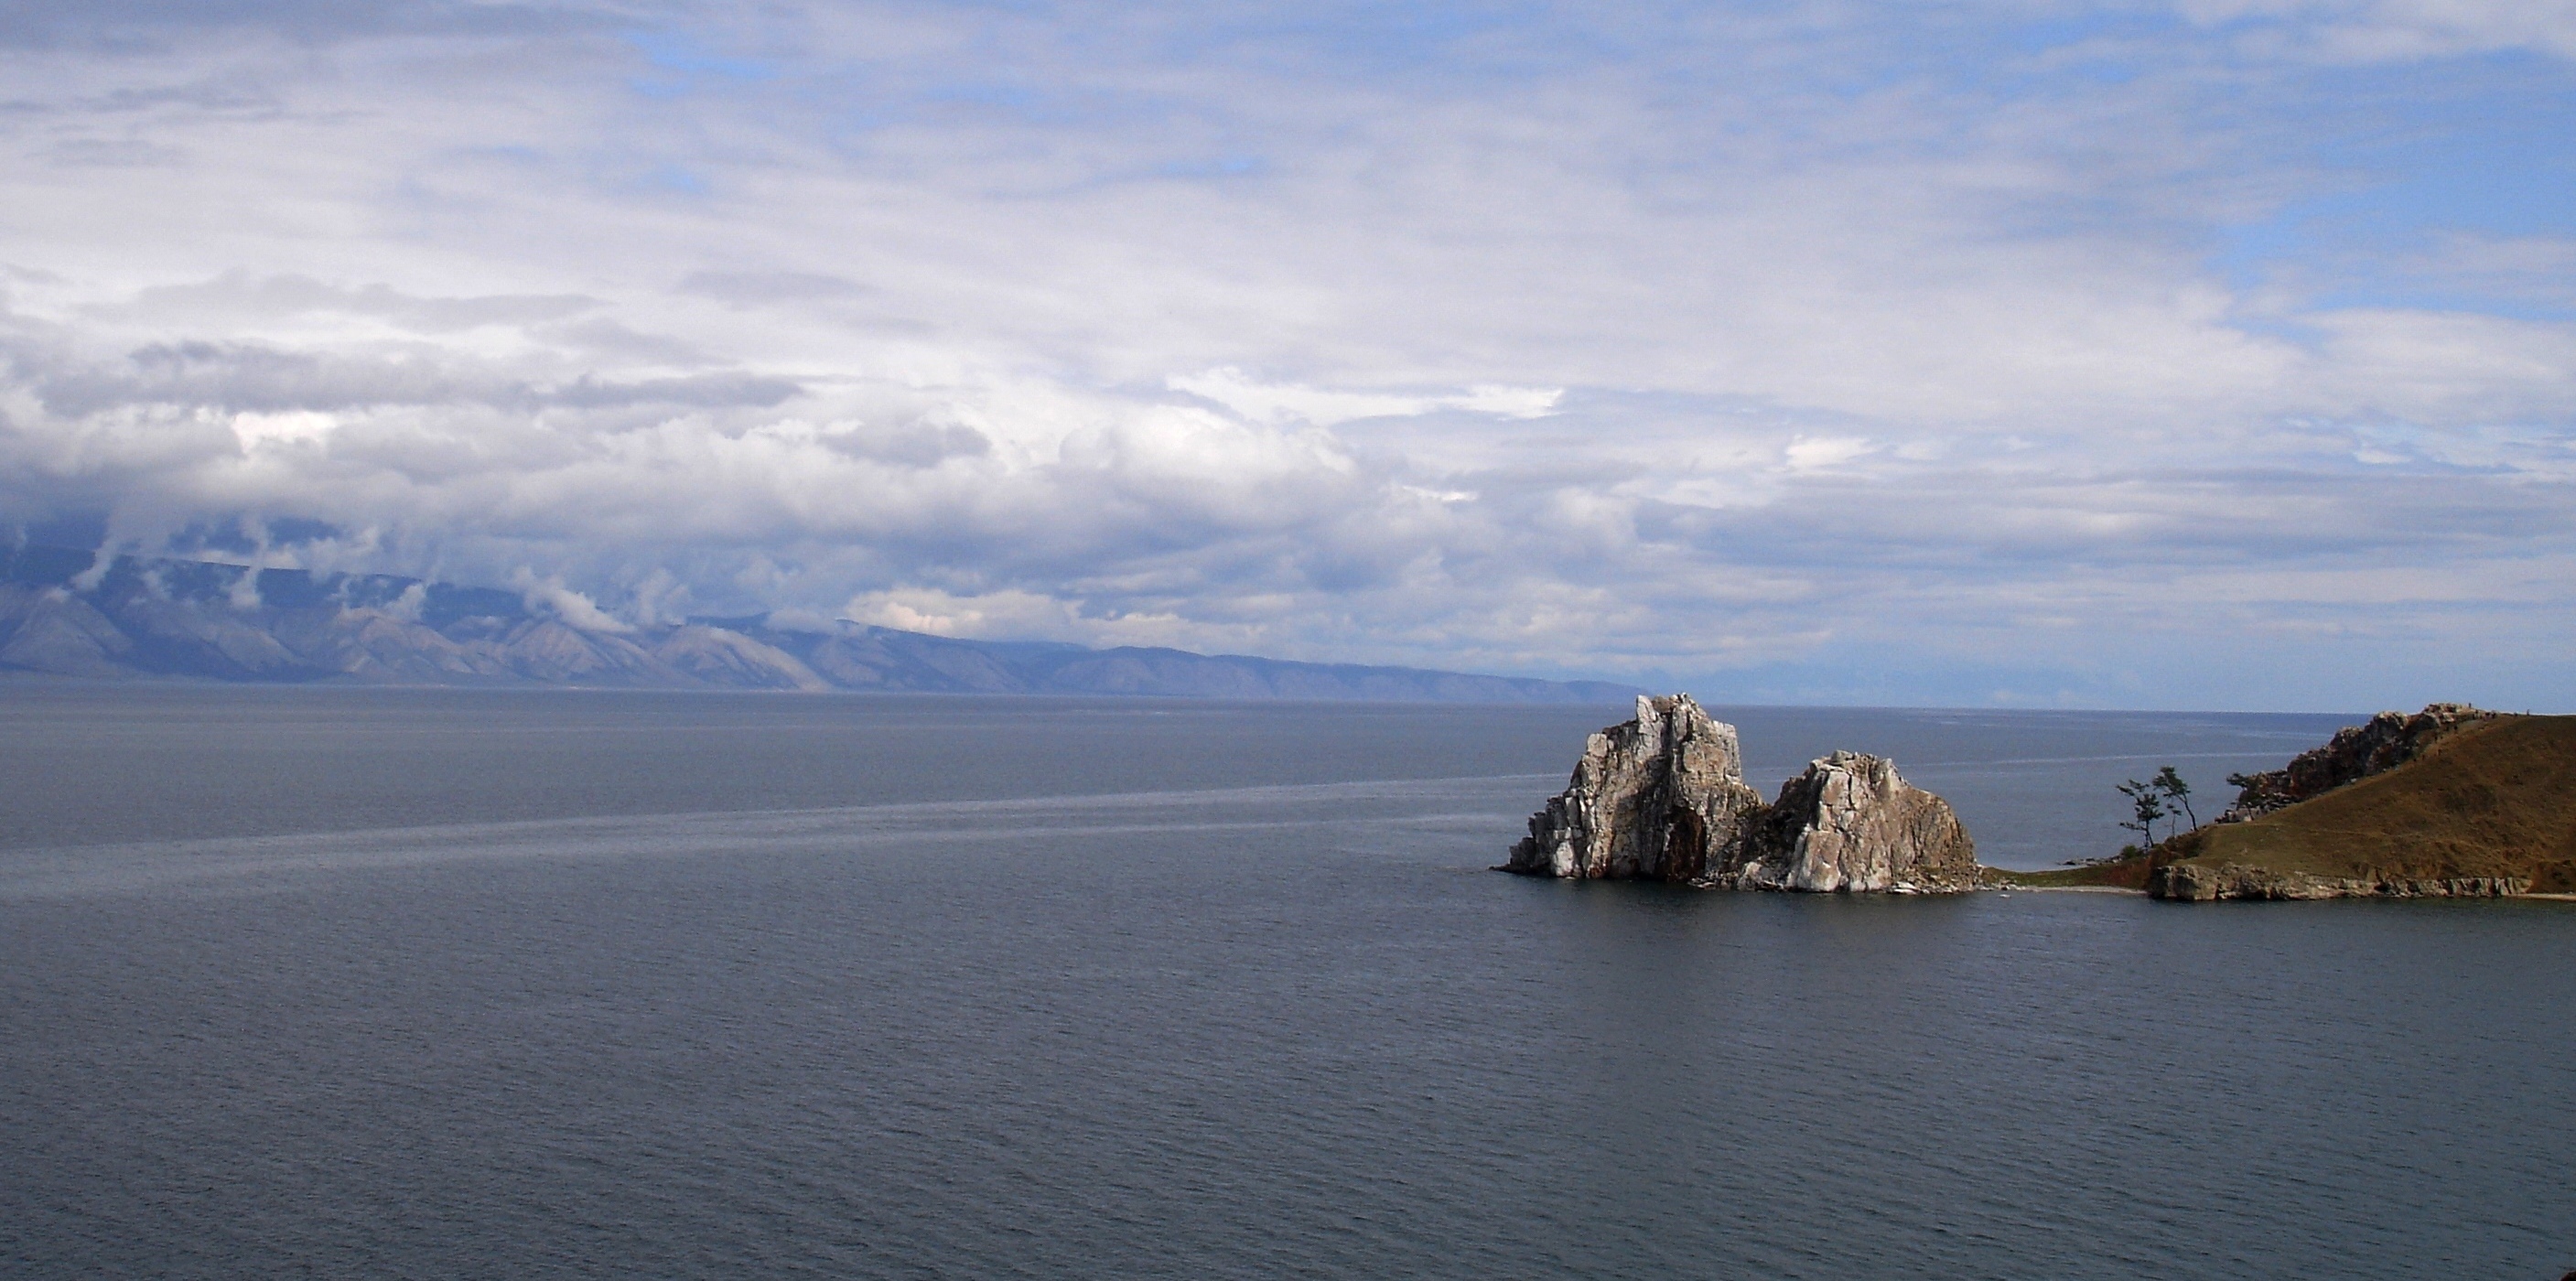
left=1782, top=436, right=1875, bottom=473
left=1168, top=368, right=1561, bottom=427
left=230, top=410, right=336, bottom=450
left=838, top=586, right=1261, bottom=652
left=0, top=1, right=2568, bottom=707
left=509, top=568, right=632, bottom=633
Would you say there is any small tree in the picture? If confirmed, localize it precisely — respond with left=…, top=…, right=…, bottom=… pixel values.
left=2117, top=779, right=2167, bottom=849
left=2153, top=766, right=2197, bottom=834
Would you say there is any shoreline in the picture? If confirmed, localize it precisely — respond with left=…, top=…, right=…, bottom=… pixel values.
left=1998, top=883, right=2576, bottom=902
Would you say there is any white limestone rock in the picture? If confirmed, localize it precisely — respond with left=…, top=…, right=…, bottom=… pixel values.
left=1504, top=694, right=1763, bottom=882
left=1505, top=697, right=1991, bottom=893
left=1717, top=751, right=1987, bottom=893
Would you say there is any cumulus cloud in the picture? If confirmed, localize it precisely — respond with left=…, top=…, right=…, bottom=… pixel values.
left=229, top=410, right=338, bottom=450
left=509, top=568, right=631, bottom=632
left=0, top=0, right=2569, bottom=708
left=1169, top=368, right=1562, bottom=427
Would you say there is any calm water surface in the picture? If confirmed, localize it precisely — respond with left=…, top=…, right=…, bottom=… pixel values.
left=2, top=686, right=2569, bottom=1278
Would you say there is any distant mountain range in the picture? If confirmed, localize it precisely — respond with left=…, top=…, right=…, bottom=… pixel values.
left=0, top=545, right=1639, bottom=704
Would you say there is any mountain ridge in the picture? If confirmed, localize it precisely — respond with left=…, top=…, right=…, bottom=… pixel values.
left=0, top=545, right=1640, bottom=705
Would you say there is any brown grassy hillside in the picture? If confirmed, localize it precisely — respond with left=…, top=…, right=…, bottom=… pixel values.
left=2182, top=715, right=2576, bottom=891
left=2010, top=714, right=2576, bottom=892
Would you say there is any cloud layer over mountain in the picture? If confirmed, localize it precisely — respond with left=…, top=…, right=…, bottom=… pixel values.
left=4, top=0, right=2571, bottom=708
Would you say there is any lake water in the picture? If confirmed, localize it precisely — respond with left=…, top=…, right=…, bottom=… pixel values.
left=3, top=686, right=2570, bottom=1278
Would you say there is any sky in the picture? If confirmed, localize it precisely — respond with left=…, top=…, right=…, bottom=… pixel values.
left=2, top=0, right=2571, bottom=710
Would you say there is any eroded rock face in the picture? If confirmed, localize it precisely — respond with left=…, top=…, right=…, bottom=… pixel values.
left=1505, top=697, right=1989, bottom=892
left=2150, top=863, right=2527, bottom=901
left=2218, top=703, right=2499, bottom=822
left=1719, top=751, right=1987, bottom=893
left=1504, top=694, right=1762, bottom=881
left=0, top=587, right=133, bottom=677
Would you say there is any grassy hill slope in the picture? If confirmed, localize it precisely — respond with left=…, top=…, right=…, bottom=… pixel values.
left=2183, top=715, right=2576, bottom=892
left=2011, top=714, right=2576, bottom=893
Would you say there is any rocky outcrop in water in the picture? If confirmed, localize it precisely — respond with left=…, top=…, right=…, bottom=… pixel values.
left=1504, top=694, right=1991, bottom=892
left=2149, top=863, right=2527, bottom=901
left=1503, top=694, right=1763, bottom=881
left=1718, top=751, right=1987, bottom=892
left=2218, top=703, right=2500, bottom=822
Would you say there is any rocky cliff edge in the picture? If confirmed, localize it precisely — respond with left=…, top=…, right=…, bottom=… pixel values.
left=2215, top=703, right=2501, bottom=822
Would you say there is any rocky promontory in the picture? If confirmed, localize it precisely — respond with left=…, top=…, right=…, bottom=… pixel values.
left=1503, top=694, right=1992, bottom=893
left=2004, top=704, right=2576, bottom=901
left=2139, top=707, right=2574, bottom=901
left=2215, top=702, right=2501, bottom=822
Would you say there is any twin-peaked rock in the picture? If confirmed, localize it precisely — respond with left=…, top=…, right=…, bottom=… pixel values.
left=1504, top=694, right=1991, bottom=893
